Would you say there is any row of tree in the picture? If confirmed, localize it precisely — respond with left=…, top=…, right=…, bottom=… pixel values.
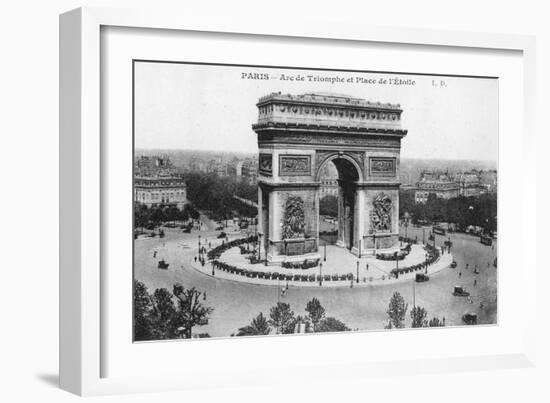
left=385, top=291, right=445, bottom=329
left=399, top=190, right=497, bottom=234
left=134, top=281, right=213, bottom=341
left=235, top=298, right=350, bottom=336
left=134, top=203, right=200, bottom=231
left=185, top=172, right=257, bottom=221
left=134, top=284, right=444, bottom=341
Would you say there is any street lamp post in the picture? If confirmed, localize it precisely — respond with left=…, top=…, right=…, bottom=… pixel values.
left=425, top=252, right=428, bottom=274
left=395, top=251, right=399, bottom=279
left=319, top=262, right=323, bottom=287
left=324, top=242, right=327, bottom=262
left=198, top=235, right=201, bottom=255
left=356, top=260, right=359, bottom=283
left=413, top=279, right=416, bottom=311
left=404, top=212, right=410, bottom=240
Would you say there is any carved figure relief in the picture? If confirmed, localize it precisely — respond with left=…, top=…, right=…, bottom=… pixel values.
left=279, top=155, right=311, bottom=176
left=370, top=193, right=393, bottom=233
left=259, top=153, right=273, bottom=175
left=282, top=196, right=306, bottom=239
left=369, top=157, right=396, bottom=177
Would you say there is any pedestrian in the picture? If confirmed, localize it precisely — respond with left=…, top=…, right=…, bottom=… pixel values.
left=474, top=279, right=477, bottom=287
left=459, top=272, right=462, bottom=278
left=194, top=256, right=197, bottom=263
left=466, top=263, right=469, bottom=270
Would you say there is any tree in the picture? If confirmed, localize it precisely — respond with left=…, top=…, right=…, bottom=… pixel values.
left=134, top=280, right=154, bottom=341
left=149, top=207, right=166, bottom=227
left=319, top=195, right=338, bottom=217
left=305, top=298, right=326, bottom=332
left=317, top=317, right=350, bottom=333
left=150, top=288, right=177, bottom=339
left=236, top=313, right=271, bottom=336
left=172, top=284, right=213, bottom=338
left=386, top=292, right=408, bottom=329
left=269, top=302, right=296, bottom=334
left=134, top=203, right=151, bottom=231
left=410, top=306, right=428, bottom=328
left=428, top=317, right=445, bottom=327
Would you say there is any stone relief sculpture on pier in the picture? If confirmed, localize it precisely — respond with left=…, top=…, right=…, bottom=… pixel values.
left=282, top=196, right=306, bottom=239
left=370, top=193, right=393, bottom=233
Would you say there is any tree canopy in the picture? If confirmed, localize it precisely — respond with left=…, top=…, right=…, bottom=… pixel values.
left=133, top=281, right=213, bottom=341
left=399, top=190, right=497, bottom=233
left=237, top=313, right=271, bottom=336
left=185, top=172, right=257, bottom=220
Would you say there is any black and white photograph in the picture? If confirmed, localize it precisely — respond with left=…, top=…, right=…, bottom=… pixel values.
left=132, top=61, right=498, bottom=341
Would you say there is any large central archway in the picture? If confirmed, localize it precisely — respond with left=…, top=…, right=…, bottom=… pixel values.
left=253, top=92, right=408, bottom=265
left=317, top=154, right=361, bottom=251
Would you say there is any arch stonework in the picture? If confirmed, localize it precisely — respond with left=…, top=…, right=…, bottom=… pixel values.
left=253, top=92, right=408, bottom=264
left=315, top=152, right=364, bottom=182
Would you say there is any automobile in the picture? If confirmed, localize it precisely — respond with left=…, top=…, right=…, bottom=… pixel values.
left=217, top=231, right=227, bottom=239
left=462, top=312, right=478, bottom=325
left=452, top=285, right=470, bottom=297
left=450, top=261, right=457, bottom=268
left=433, top=225, right=446, bottom=235
left=480, top=234, right=493, bottom=246
left=215, top=225, right=224, bottom=231
left=182, top=228, right=191, bottom=233
left=157, top=259, right=169, bottom=270
left=415, top=273, right=429, bottom=282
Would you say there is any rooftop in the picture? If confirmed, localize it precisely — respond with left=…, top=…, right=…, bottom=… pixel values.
left=257, top=92, right=402, bottom=111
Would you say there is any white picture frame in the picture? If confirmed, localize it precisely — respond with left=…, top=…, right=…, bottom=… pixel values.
left=60, top=7, right=537, bottom=396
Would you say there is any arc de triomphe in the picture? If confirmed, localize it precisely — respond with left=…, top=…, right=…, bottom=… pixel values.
left=253, top=92, right=408, bottom=264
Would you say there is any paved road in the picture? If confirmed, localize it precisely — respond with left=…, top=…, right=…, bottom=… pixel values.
left=135, top=224, right=497, bottom=338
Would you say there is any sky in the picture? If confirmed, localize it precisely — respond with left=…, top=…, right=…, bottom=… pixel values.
left=134, top=61, right=498, bottom=162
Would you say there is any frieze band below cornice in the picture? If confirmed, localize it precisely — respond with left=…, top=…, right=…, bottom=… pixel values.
left=259, top=181, right=321, bottom=190
left=258, top=180, right=401, bottom=189
left=252, top=122, right=408, bottom=136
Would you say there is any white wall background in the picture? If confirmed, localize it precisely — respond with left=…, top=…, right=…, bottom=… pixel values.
left=0, top=1, right=547, bottom=402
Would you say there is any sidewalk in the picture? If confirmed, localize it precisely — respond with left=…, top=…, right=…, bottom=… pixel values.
left=189, top=245, right=453, bottom=288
